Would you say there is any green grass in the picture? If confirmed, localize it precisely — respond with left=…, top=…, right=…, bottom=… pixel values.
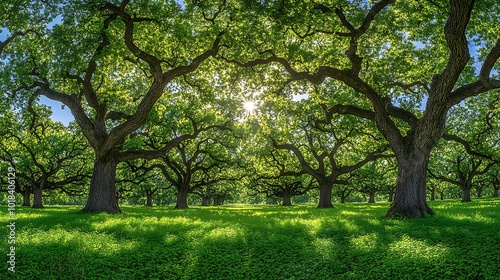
left=2, top=199, right=500, bottom=279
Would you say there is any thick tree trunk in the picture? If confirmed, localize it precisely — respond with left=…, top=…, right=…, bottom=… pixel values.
left=318, top=184, right=333, bottom=208
left=82, top=157, right=121, bottom=214
left=494, top=188, right=499, bottom=197
left=32, top=186, right=43, bottom=208
left=175, top=187, right=189, bottom=209
left=146, top=192, right=153, bottom=207
left=282, top=192, right=292, bottom=206
left=462, top=186, right=472, bottom=202
left=22, top=189, right=31, bottom=207
left=386, top=154, right=433, bottom=218
left=368, top=189, right=376, bottom=203
left=440, top=191, right=445, bottom=200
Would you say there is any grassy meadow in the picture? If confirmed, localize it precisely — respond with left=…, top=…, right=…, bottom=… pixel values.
left=2, top=199, right=500, bottom=279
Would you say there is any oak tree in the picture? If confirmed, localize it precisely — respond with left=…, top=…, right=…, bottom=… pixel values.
left=221, top=0, right=500, bottom=217
left=8, top=1, right=225, bottom=213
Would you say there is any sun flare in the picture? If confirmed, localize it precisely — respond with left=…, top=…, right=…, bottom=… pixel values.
left=243, top=101, right=256, bottom=114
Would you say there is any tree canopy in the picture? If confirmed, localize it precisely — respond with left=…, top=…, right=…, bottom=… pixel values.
left=1, top=0, right=499, bottom=217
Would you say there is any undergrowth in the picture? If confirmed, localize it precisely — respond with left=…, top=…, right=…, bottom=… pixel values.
left=2, top=199, right=500, bottom=279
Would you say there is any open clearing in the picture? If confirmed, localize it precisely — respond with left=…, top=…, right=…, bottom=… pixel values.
left=3, top=199, right=500, bottom=279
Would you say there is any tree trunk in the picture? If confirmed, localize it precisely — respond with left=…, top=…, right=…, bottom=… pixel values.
left=175, top=187, right=189, bottom=209
left=282, top=192, right=292, bottom=206
left=368, top=189, right=376, bottom=203
left=219, top=197, right=225, bottom=205
left=32, top=186, right=43, bottom=208
left=462, top=186, right=472, bottom=202
left=386, top=153, right=433, bottom=218
left=214, top=196, right=225, bottom=205
left=494, top=187, right=499, bottom=197
left=475, top=187, right=483, bottom=198
left=146, top=192, right=153, bottom=207
left=318, top=184, right=333, bottom=208
left=340, top=195, right=346, bottom=204
left=82, top=157, right=121, bottom=214
left=267, top=198, right=277, bottom=205
left=22, top=189, right=31, bottom=207
left=201, top=195, right=211, bottom=206
left=430, top=187, right=436, bottom=201
left=388, top=190, right=394, bottom=202
left=440, top=191, right=445, bottom=200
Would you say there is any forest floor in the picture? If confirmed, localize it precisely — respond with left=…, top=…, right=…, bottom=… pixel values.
left=2, top=199, right=500, bottom=279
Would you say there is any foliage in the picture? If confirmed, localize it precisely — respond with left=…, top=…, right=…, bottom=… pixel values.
left=0, top=107, right=91, bottom=206
left=1, top=0, right=499, bottom=219
left=429, top=93, right=500, bottom=202
left=353, top=159, right=396, bottom=203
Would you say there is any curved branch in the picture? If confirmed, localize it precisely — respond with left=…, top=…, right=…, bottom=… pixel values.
left=271, top=138, right=320, bottom=179
left=442, top=133, right=499, bottom=162
left=117, top=123, right=231, bottom=161
left=31, top=84, right=99, bottom=148
left=448, top=39, right=500, bottom=106
left=105, top=32, right=224, bottom=150
left=0, top=28, right=41, bottom=54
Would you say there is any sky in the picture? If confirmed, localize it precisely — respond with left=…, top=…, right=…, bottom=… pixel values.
left=39, top=96, right=74, bottom=126
left=2, top=16, right=73, bottom=125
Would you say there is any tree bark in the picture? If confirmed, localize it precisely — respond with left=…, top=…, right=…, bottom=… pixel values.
left=175, top=187, right=189, bottom=209
left=440, top=191, right=445, bottom=200
left=388, top=190, right=394, bottom=202
left=81, top=157, right=122, bottom=214
left=340, top=195, right=346, bottom=204
left=318, top=184, right=334, bottom=208
left=475, top=186, right=483, bottom=198
left=386, top=153, right=433, bottom=218
left=201, top=195, right=211, bottom=206
left=22, top=189, right=31, bottom=207
left=146, top=192, right=153, bottom=207
left=494, top=187, right=499, bottom=197
left=214, top=197, right=225, bottom=205
left=282, top=191, right=292, bottom=206
left=462, top=186, right=472, bottom=202
left=368, top=189, right=376, bottom=203
left=32, top=186, right=43, bottom=208
left=430, top=187, right=436, bottom=201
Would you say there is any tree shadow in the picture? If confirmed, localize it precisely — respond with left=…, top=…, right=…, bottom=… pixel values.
left=5, top=200, right=500, bottom=279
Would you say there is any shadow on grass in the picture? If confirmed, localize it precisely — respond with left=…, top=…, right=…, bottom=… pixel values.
left=312, top=199, right=500, bottom=279
left=3, top=199, right=500, bottom=279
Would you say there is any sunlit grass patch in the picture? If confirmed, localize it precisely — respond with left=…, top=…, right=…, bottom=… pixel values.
left=350, top=233, right=379, bottom=252
left=3, top=198, right=500, bottom=279
left=278, top=217, right=322, bottom=235
left=389, top=234, right=448, bottom=261
left=312, top=237, right=335, bottom=259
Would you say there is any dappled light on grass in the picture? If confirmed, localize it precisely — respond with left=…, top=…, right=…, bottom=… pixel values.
left=205, top=226, right=245, bottom=240
left=336, top=218, right=361, bottom=232
left=389, top=234, right=449, bottom=261
left=276, top=218, right=322, bottom=235
left=445, top=211, right=497, bottom=224
left=349, top=233, right=379, bottom=252
left=3, top=199, right=500, bottom=279
left=312, top=238, right=335, bottom=260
